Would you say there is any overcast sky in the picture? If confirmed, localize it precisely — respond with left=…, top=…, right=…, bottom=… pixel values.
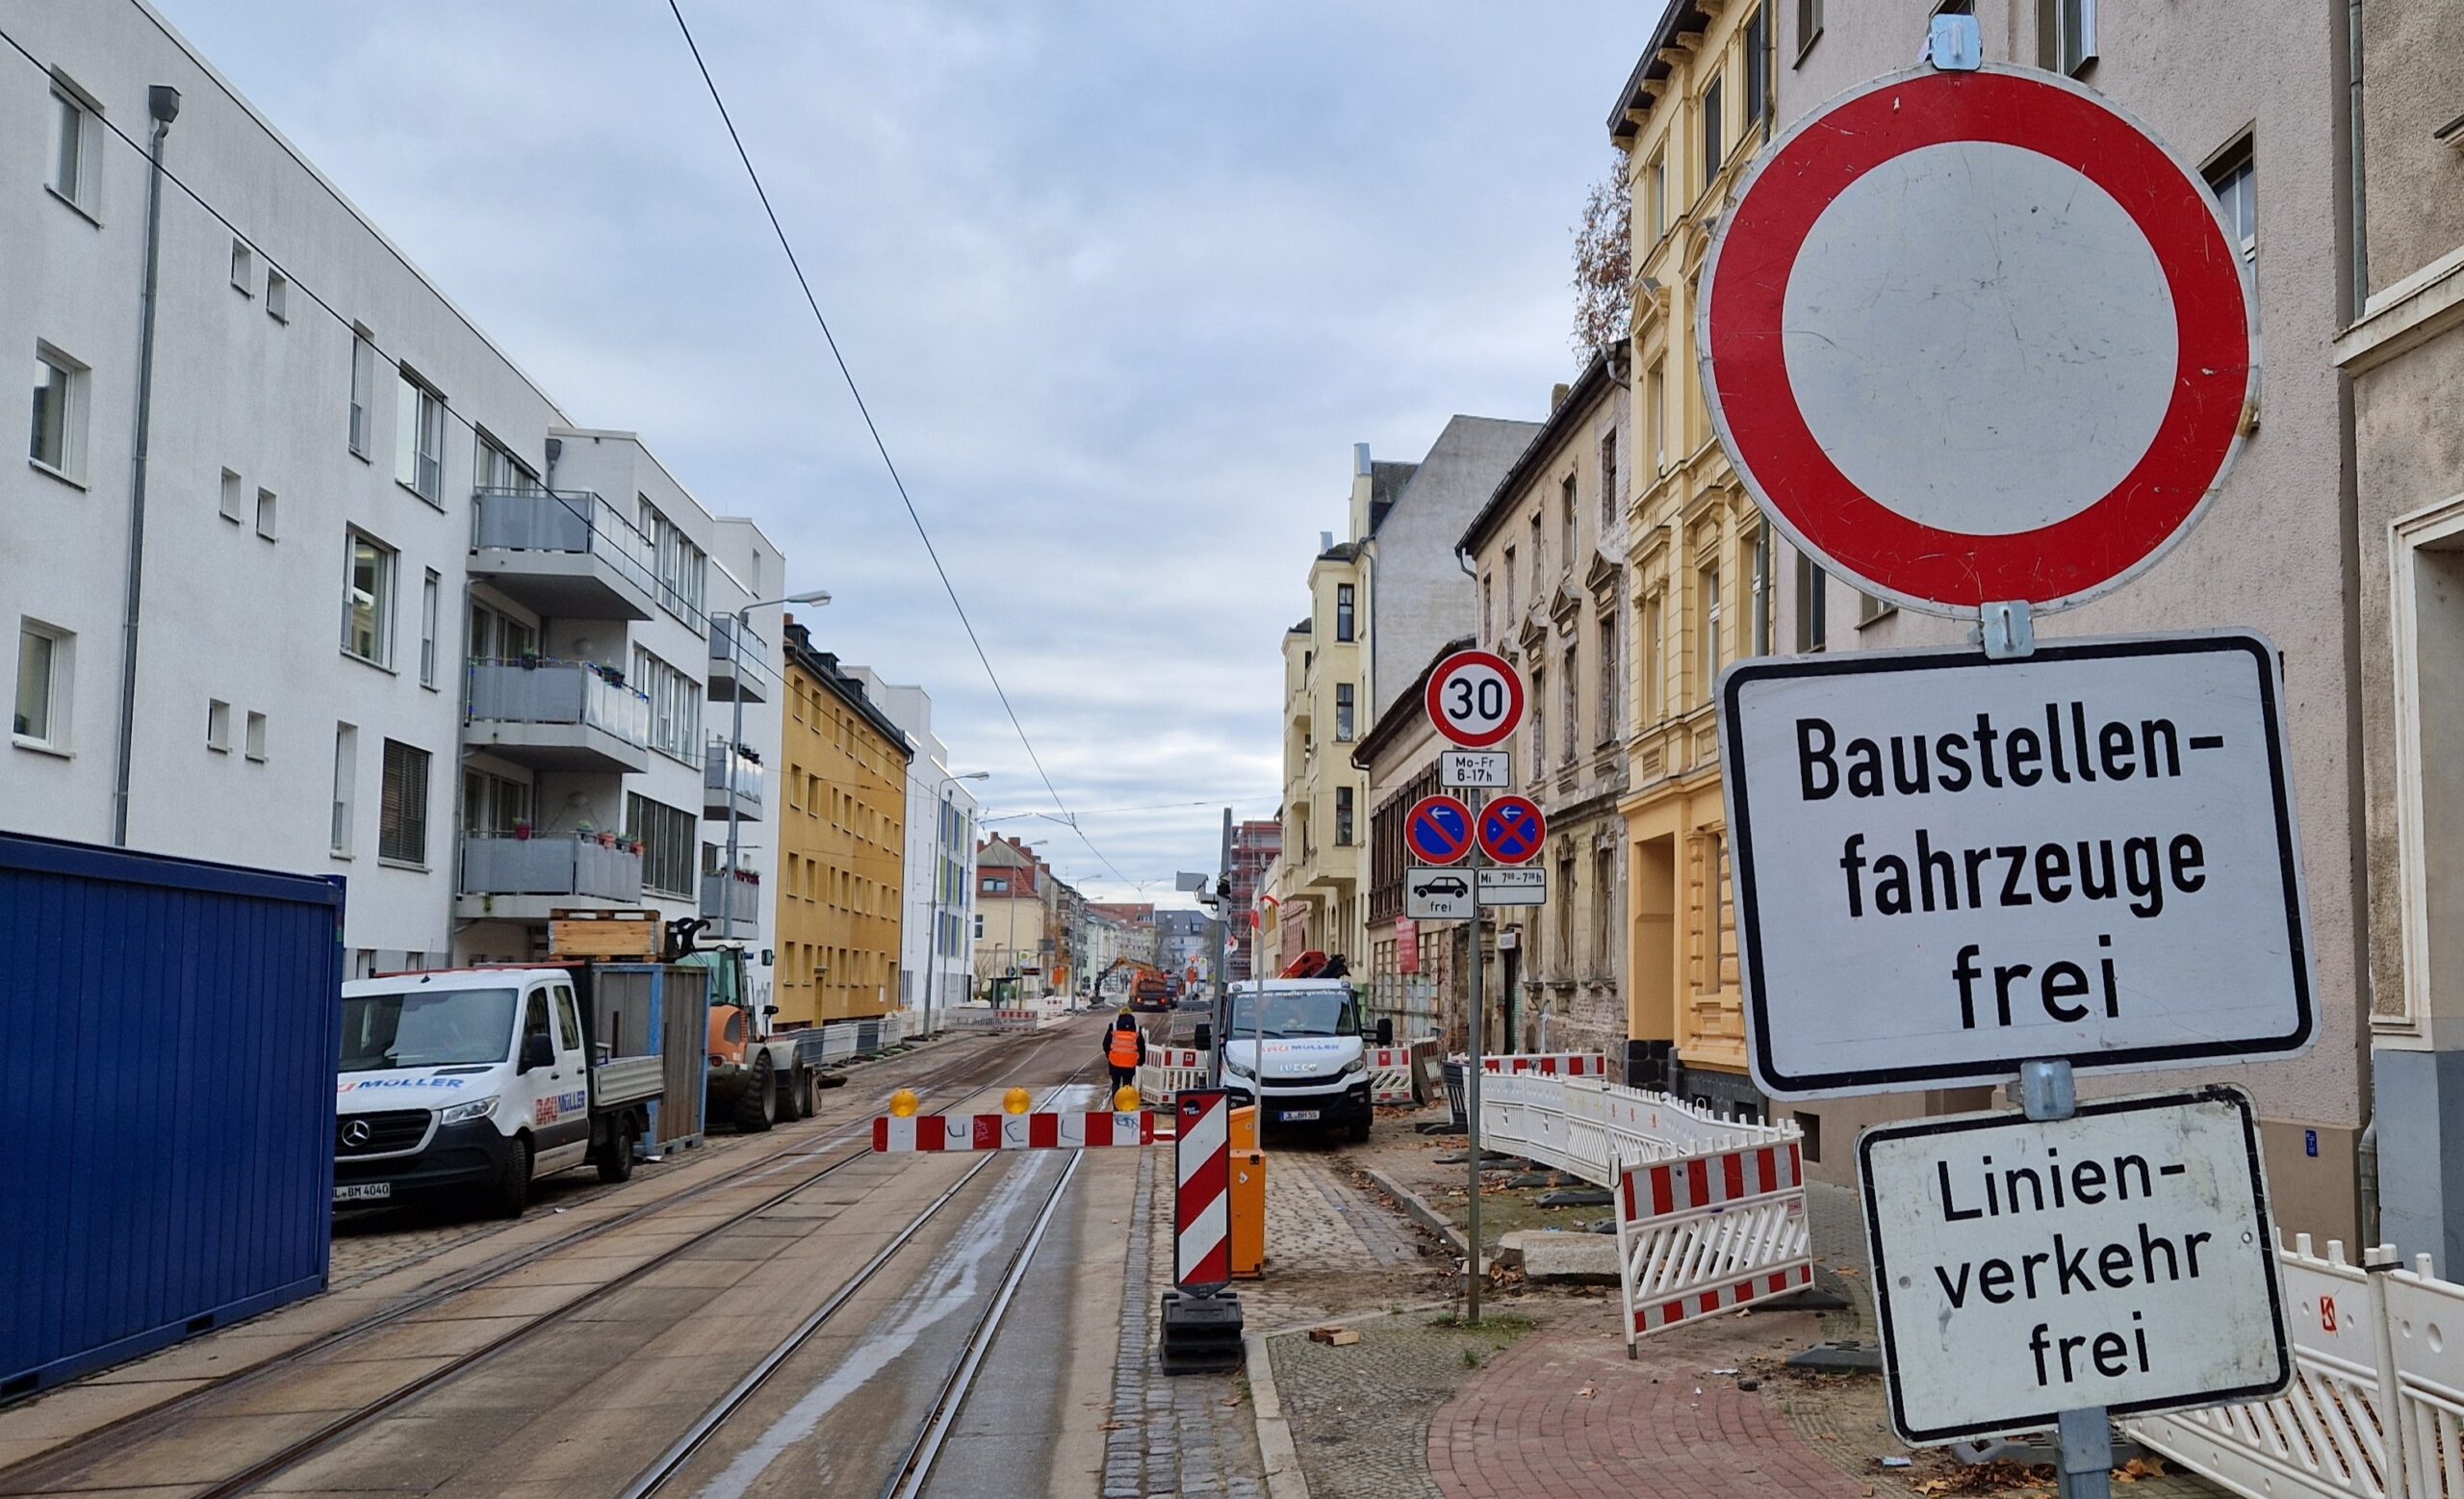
left=158, top=0, right=1648, bottom=905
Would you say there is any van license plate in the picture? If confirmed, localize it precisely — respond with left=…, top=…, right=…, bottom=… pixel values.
left=1281, top=1109, right=1321, bottom=1122
left=333, top=1183, right=392, bottom=1202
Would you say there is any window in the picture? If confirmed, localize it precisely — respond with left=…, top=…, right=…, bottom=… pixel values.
left=394, top=371, right=444, bottom=503
left=342, top=531, right=396, bottom=665
left=1600, top=429, right=1619, bottom=526
left=1336, top=682, right=1355, bottom=741
left=1599, top=610, right=1621, bottom=744
left=1645, top=153, right=1666, bottom=243
left=2207, top=140, right=2256, bottom=261
left=624, top=793, right=696, bottom=896
left=207, top=698, right=231, bottom=753
left=265, top=269, right=289, bottom=323
left=470, top=602, right=536, bottom=665
left=330, top=723, right=357, bottom=855
left=226, top=239, right=255, bottom=296
left=1594, top=848, right=1616, bottom=968
left=1558, top=853, right=1577, bottom=960
left=255, top=487, right=277, bottom=540
left=1481, top=573, right=1494, bottom=640
left=630, top=647, right=702, bottom=762
left=1330, top=582, right=1356, bottom=643
left=1793, top=553, right=1829, bottom=653
left=975, top=914, right=986, bottom=941
left=1531, top=665, right=1548, bottom=767
left=1797, top=0, right=1823, bottom=56
left=1750, top=529, right=1772, bottom=657
left=1859, top=589, right=1892, bottom=626
left=1502, top=548, right=1517, bottom=617
left=1561, top=645, right=1579, bottom=764
left=475, top=434, right=538, bottom=493
left=378, top=739, right=430, bottom=865
left=638, top=499, right=707, bottom=624
left=219, top=469, right=244, bottom=525
left=1648, top=361, right=1666, bottom=471
left=1699, top=558, right=1721, bottom=698
left=348, top=331, right=375, bottom=457
left=463, top=769, right=531, bottom=835
left=1336, top=786, right=1354, bottom=846
left=419, top=571, right=441, bottom=687
left=2037, top=0, right=2095, bottom=75
left=244, top=711, right=267, bottom=762
left=1702, top=78, right=1725, bottom=191
left=1529, top=514, right=1545, bottom=591
left=14, top=621, right=70, bottom=748
left=1561, top=476, right=1579, bottom=562
left=1744, top=11, right=1770, bottom=129
left=49, top=81, right=98, bottom=214
left=30, top=344, right=87, bottom=480
left=1644, top=594, right=1665, bottom=718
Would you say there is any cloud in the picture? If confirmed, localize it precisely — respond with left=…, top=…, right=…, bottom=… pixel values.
left=156, top=0, right=1647, bottom=900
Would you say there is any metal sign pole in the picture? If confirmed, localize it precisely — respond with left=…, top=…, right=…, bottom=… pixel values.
left=1465, top=786, right=1487, bottom=1325
left=2012, top=1059, right=2113, bottom=1499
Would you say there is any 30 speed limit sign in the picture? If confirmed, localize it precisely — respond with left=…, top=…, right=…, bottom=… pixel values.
left=1425, top=649, right=1525, bottom=749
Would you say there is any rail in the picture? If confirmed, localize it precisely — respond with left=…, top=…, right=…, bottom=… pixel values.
left=2124, top=1235, right=2464, bottom=1499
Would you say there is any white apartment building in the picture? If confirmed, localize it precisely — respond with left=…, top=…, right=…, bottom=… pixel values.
left=843, top=670, right=979, bottom=1030
left=2, top=0, right=782, bottom=975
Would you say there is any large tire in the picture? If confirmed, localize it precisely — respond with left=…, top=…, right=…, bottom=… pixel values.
left=791, top=1071, right=815, bottom=1120
left=734, top=1053, right=776, bottom=1132
left=487, top=1135, right=532, bottom=1219
left=596, top=1115, right=638, bottom=1183
left=1348, top=1111, right=1373, bottom=1145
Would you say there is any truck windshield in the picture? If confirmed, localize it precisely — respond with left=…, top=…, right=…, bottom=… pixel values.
left=340, top=989, right=518, bottom=1071
left=1225, top=990, right=1358, bottom=1040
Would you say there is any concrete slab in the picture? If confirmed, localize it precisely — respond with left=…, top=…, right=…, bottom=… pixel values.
left=314, top=1316, right=532, bottom=1361
left=1496, top=1229, right=1621, bottom=1283
left=203, top=1357, right=460, bottom=1418
left=0, top=1379, right=216, bottom=1445
left=74, top=1328, right=324, bottom=1385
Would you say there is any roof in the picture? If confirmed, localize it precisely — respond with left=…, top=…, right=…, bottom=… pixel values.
left=781, top=621, right=914, bottom=761
left=1458, top=349, right=1617, bottom=555
left=1352, top=633, right=1475, bottom=769
left=1606, top=2, right=1711, bottom=144
left=1367, top=460, right=1418, bottom=535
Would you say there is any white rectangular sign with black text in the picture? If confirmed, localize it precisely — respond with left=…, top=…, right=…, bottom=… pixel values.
left=1442, top=751, right=1511, bottom=789
left=1476, top=867, right=1547, bottom=906
left=1404, top=867, right=1475, bottom=921
left=1860, top=1087, right=2289, bottom=1444
left=1719, top=633, right=2314, bottom=1099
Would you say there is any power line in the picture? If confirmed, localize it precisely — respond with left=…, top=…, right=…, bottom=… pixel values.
left=662, top=0, right=1133, bottom=890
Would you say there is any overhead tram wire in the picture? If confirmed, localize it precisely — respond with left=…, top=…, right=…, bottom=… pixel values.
left=662, top=0, right=1131, bottom=890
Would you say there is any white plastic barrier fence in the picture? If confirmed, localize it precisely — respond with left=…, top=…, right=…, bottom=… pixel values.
left=1479, top=1052, right=1609, bottom=1078
left=1479, top=1073, right=1799, bottom=1188
left=1368, top=1047, right=1415, bottom=1105
left=1137, top=1045, right=1208, bottom=1107
left=1615, top=1141, right=1813, bottom=1345
left=2124, top=1234, right=2464, bottom=1499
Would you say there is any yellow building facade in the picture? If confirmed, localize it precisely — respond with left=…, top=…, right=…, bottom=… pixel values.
left=1279, top=521, right=1373, bottom=969
left=1610, top=2, right=1777, bottom=1115
left=775, top=620, right=911, bottom=1024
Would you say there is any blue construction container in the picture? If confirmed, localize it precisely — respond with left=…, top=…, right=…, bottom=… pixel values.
left=0, top=832, right=345, bottom=1400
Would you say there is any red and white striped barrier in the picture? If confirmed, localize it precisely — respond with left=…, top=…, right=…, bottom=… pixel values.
left=1368, top=1046, right=1415, bottom=1105
left=1615, top=1139, right=1812, bottom=1345
left=1138, top=1045, right=1209, bottom=1108
left=1175, top=1090, right=1232, bottom=1288
left=871, top=1111, right=1156, bottom=1151
left=1147, top=1047, right=1204, bottom=1070
left=1479, top=1052, right=1608, bottom=1078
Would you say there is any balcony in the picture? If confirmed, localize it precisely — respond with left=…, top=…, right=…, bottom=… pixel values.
left=469, top=489, right=659, bottom=621
left=464, top=659, right=652, bottom=774
left=704, top=740, right=765, bottom=822
left=707, top=613, right=769, bottom=704
left=701, top=867, right=761, bottom=941
left=456, top=832, right=643, bottom=923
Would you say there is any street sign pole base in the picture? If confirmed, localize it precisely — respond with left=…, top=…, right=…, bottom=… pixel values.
left=1158, top=1288, right=1245, bottom=1375
left=2056, top=1407, right=2114, bottom=1499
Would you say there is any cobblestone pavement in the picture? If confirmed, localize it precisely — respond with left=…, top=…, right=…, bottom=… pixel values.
left=1103, top=1148, right=1267, bottom=1499
left=1247, top=1141, right=1450, bottom=1330
left=1267, top=1308, right=1534, bottom=1499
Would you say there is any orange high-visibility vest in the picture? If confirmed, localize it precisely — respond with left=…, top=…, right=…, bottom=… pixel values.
left=1108, top=1027, right=1142, bottom=1068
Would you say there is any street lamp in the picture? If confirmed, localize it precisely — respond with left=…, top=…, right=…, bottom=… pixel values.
left=919, top=768, right=988, bottom=1039
left=721, top=589, right=830, bottom=951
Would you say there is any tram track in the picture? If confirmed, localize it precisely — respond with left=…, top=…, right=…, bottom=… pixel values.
left=0, top=1017, right=1100, bottom=1497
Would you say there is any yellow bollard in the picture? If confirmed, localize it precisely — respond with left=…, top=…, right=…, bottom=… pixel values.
left=1004, top=1086, right=1032, bottom=1115
left=1113, top=1084, right=1142, bottom=1113
left=889, top=1088, right=920, bottom=1118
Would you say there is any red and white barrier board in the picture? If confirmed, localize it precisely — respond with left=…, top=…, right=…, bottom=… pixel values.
left=1616, top=1139, right=1812, bottom=1345
left=1175, top=1090, right=1232, bottom=1288
left=1480, top=1052, right=1608, bottom=1078
left=872, top=1111, right=1156, bottom=1152
left=1368, top=1047, right=1415, bottom=1105
left=1147, top=1047, right=1205, bottom=1071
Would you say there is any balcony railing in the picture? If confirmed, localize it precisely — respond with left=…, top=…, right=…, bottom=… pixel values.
left=461, top=833, right=642, bottom=901
left=702, top=867, right=761, bottom=931
left=707, top=613, right=769, bottom=703
left=471, top=488, right=660, bottom=601
left=467, top=659, right=652, bottom=747
left=705, top=740, right=765, bottom=808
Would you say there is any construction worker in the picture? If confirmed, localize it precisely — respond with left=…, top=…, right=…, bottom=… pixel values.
left=1105, top=1009, right=1142, bottom=1092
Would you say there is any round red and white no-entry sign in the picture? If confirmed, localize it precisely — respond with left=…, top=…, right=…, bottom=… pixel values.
left=1699, top=65, right=2258, bottom=615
